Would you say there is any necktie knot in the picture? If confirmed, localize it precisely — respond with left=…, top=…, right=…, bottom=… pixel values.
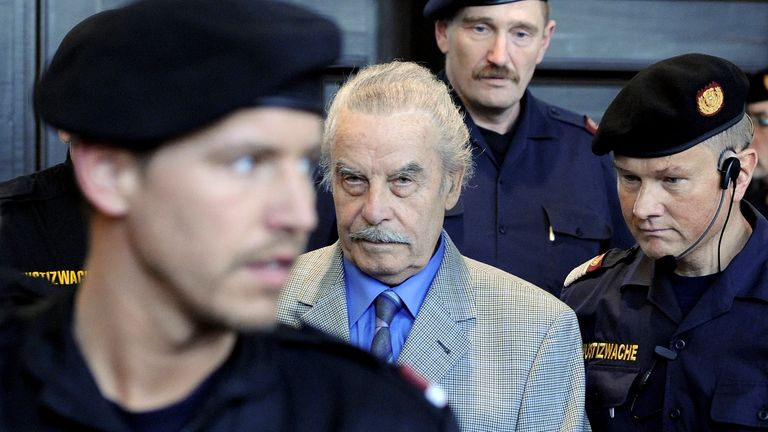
left=375, top=289, right=403, bottom=325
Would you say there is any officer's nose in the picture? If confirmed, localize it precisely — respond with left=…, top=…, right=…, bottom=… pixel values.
left=486, top=34, right=510, bottom=67
left=632, top=184, right=664, bottom=221
left=267, top=159, right=317, bottom=235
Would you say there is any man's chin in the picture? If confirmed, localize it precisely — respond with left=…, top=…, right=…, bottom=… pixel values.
left=639, top=244, right=678, bottom=261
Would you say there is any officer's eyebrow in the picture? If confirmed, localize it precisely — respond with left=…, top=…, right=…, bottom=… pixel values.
left=209, top=139, right=320, bottom=163
left=459, top=15, right=539, bottom=34
left=614, top=161, right=694, bottom=177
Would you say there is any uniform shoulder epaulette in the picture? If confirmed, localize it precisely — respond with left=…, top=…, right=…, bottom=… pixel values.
left=0, top=175, right=34, bottom=199
left=546, top=105, right=595, bottom=133
left=563, top=246, right=638, bottom=288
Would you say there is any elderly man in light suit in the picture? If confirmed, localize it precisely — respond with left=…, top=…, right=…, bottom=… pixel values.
left=277, top=61, right=588, bottom=431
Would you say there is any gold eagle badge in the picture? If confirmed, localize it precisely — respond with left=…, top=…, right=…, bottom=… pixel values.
left=697, top=82, right=724, bottom=117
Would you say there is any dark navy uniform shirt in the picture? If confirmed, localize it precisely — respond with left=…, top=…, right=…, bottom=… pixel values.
left=0, top=158, right=87, bottom=290
left=307, top=80, right=633, bottom=297
left=441, top=85, right=633, bottom=296
left=561, top=203, right=768, bottom=431
left=0, top=289, right=458, bottom=432
left=745, top=178, right=768, bottom=219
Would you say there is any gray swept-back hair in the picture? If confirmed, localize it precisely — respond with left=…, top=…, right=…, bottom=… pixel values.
left=320, top=60, right=473, bottom=192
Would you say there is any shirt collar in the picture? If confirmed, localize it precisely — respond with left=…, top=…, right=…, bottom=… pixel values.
left=344, top=235, right=446, bottom=326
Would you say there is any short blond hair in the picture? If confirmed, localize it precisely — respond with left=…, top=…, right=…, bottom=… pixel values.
left=702, top=113, right=754, bottom=163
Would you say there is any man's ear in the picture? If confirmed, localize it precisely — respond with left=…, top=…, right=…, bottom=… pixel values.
left=734, top=147, right=758, bottom=202
left=435, top=20, right=450, bottom=55
left=536, top=19, right=556, bottom=65
left=70, top=143, right=141, bottom=217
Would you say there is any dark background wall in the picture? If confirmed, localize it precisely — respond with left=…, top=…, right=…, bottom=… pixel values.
left=2, top=0, right=767, bottom=181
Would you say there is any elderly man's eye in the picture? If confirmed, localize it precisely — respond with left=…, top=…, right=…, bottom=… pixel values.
left=394, top=176, right=413, bottom=186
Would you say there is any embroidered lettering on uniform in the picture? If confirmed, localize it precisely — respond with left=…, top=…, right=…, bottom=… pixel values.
left=58, top=270, right=69, bottom=285
left=25, top=269, right=87, bottom=285
left=583, top=341, right=639, bottom=362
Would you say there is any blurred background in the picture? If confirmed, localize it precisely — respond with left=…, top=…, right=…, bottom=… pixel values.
left=2, top=0, right=767, bottom=181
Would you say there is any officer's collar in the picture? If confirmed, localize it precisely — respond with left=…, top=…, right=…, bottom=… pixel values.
left=618, top=250, right=655, bottom=291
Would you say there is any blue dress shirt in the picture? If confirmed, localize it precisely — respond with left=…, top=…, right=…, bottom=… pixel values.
left=344, top=235, right=446, bottom=361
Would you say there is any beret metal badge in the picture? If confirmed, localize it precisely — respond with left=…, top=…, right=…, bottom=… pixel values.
left=697, top=82, right=724, bottom=117
left=764, top=73, right=768, bottom=92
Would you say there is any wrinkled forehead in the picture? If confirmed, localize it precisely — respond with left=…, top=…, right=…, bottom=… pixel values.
left=335, top=109, right=439, bottom=145
left=333, top=112, right=441, bottom=165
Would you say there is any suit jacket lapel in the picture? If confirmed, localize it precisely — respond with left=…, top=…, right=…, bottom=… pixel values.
left=398, top=235, right=474, bottom=384
left=297, top=245, right=351, bottom=342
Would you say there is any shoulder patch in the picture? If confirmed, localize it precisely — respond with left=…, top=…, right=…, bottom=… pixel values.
left=547, top=106, right=588, bottom=130
left=563, top=247, right=639, bottom=289
left=563, top=253, right=606, bottom=288
left=584, top=115, right=598, bottom=135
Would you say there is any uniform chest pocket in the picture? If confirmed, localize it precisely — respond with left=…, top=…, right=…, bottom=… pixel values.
left=585, top=364, right=639, bottom=410
left=711, top=379, right=768, bottom=428
left=543, top=205, right=612, bottom=241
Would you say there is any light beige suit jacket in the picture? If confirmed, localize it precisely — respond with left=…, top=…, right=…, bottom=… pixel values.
left=277, top=234, right=588, bottom=431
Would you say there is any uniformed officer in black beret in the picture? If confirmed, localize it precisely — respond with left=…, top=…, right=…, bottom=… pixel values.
left=561, top=53, right=767, bottom=431
left=0, top=1, right=458, bottom=430
left=744, top=67, right=768, bottom=216
left=405, top=0, right=634, bottom=297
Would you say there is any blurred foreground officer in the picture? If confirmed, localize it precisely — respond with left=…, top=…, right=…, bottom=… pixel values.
left=0, top=1, right=458, bottom=431
left=561, top=54, right=766, bottom=431
left=0, top=137, right=87, bottom=290
left=420, top=0, right=633, bottom=296
left=278, top=61, right=588, bottom=431
left=744, top=67, right=768, bottom=216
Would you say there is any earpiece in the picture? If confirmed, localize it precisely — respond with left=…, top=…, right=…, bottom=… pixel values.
left=719, top=156, right=740, bottom=189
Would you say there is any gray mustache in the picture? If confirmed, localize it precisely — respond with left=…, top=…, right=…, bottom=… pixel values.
left=349, top=226, right=411, bottom=245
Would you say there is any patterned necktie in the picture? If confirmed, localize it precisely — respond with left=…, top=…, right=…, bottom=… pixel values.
left=370, top=289, right=403, bottom=363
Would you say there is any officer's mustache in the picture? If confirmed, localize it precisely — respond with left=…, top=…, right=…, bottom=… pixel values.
left=473, top=65, right=519, bottom=82
left=349, top=226, right=411, bottom=245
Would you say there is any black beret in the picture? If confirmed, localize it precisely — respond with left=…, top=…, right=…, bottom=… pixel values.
left=423, top=0, right=547, bottom=20
left=34, top=0, right=341, bottom=148
left=593, top=53, right=748, bottom=158
left=747, top=68, right=768, bottom=104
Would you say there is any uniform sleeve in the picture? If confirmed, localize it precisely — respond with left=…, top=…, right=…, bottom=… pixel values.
left=516, top=307, right=591, bottom=432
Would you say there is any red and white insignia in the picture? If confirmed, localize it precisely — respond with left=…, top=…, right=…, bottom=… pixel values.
left=584, top=115, right=598, bottom=135
left=563, top=253, right=607, bottom=288
left=586, top=253, right=607, bottom=273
